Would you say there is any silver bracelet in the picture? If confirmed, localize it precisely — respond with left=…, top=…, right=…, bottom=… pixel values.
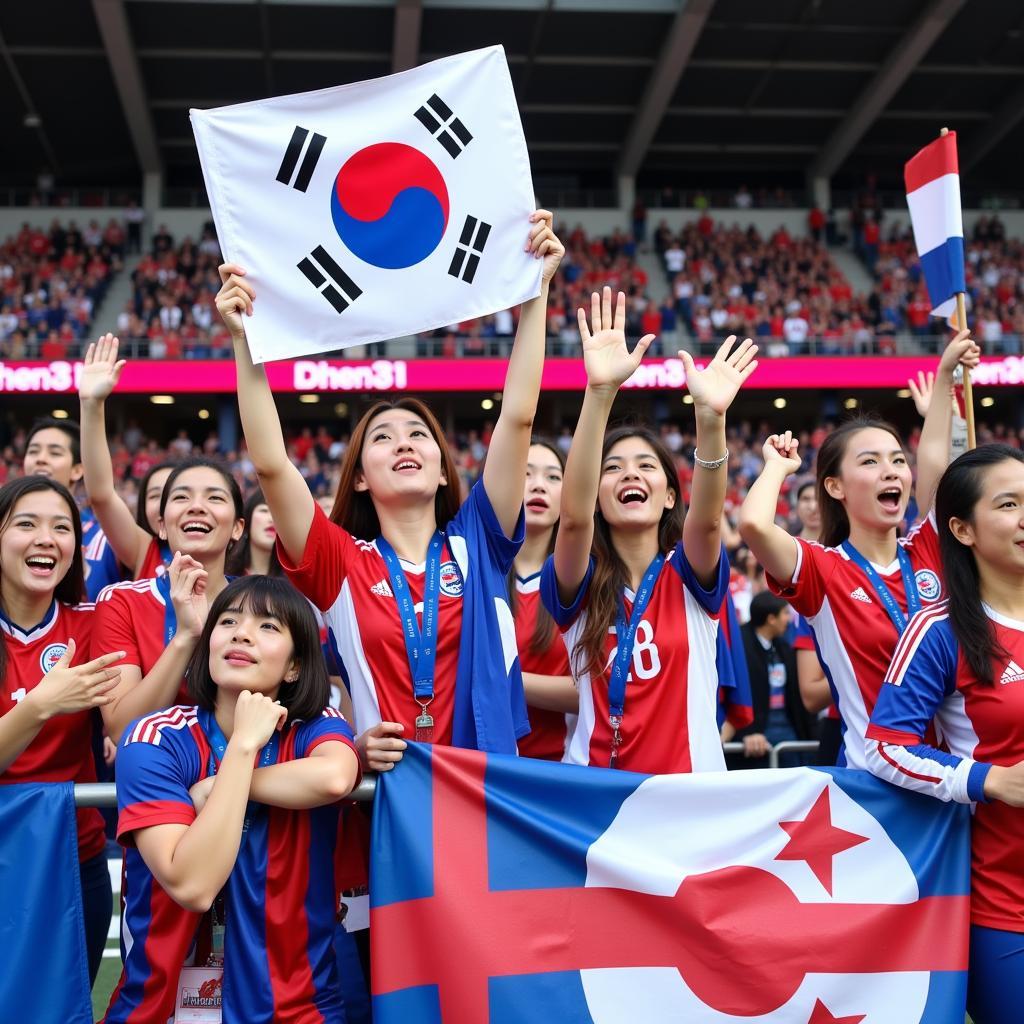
left=694, top=449, right=729, bottom=471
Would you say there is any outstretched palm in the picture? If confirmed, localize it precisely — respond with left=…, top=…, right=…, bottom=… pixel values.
left=681, top=335, right=758, bottom=415
left=578, top=287, right=655, bottom=390
left=79, top=333, right=126, bottom=401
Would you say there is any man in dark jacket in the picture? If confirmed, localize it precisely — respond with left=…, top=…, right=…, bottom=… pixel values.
left=728, top=592, right=817, bottom=770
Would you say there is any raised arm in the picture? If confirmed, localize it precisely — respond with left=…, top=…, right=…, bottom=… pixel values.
left=216, top=263, right=315, bottom=564
left=482, top=211, right=564, bottom=538
left=914, top=328, right=980, bottom=514
left=78, top=335, right=153, bottom=572
left=553, top=288, right=654, bottom=603
left=679, top=338, right=758, bottom=587
left=101, top=554, right=208, bottom=744
left=738, top=432, right=803, bottom=584
left=133, top=691, right=286, bottom=912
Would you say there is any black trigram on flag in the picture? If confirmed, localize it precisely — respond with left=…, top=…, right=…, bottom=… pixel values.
left=276, top=126, right=327, bottom=192
left=448, top=215, right=490, bottom=285
left=297, top=246, right=361, bottom=313
left=414, top=94, right=473, bottom=159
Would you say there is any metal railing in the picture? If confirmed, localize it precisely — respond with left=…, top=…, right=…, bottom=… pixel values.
left=72, top=740, right=822, bottom=808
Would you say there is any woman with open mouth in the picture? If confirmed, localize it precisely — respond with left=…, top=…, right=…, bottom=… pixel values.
left=0, top=475, right=126, bottom=984
left=94, top=457, right=245, bottom=745
left=216, top=209, right=562, bottom=770
left=866, top=444, right=1024, bottom=1024
left=542, top=287, right=757, bottom=775
left=738, top=329, right=979, bottom=769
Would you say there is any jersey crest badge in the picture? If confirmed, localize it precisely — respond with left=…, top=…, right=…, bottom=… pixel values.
left=439, top=560, right=464, bottom=598
left=39, top=643, right=68, bottom=674
left=914, top=569, right=942, bottom=602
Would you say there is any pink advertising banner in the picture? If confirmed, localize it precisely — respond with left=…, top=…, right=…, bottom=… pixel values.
left=1, top=356, right=1021, bottom=395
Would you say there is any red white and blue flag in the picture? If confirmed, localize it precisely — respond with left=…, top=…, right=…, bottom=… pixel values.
left=370, top=743, right=970, bottom=1023
left=904, top=132, right=966, bottom=319
left=191, top=46, right=540, bottom=363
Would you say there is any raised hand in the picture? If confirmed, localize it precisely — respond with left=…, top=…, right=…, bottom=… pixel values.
left=907, top=370, right=936, bottom=418
left=577, top=287, right=655, bottom=392
left=762, top=432, right=802, bottom=476
left=680, top=336, right=758, bottom=417
left=216, top=262, right=255, bottom=338
left=938, top=327, right=981, bottom=377
left=231, top=691, right=288, bottom=755
left=168, top=551, right=210, bottom=641
left=26, top=639, right=125, bottom=719
left=79, top=333, right=127, bottom=402
left=526, top=209, right=564, bottom=284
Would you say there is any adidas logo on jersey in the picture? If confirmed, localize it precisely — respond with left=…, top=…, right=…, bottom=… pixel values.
left=370, top=579, right=394, bottom=598
left=850, top=587, right=873, bottom=604
left=1000, top=660, right=1024, bottom=685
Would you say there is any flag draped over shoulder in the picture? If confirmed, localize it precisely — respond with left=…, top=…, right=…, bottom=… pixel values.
left=370, top=743, right=971, bottom=1024
left=904, top=132, right=966, bottom=319
left=191, top=46, right=541, bottom=364
left=0, top=782, right=92, bottom=1024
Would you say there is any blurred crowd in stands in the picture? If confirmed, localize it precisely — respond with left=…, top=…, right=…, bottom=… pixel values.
left=2, top=205, right=1023, bottom=360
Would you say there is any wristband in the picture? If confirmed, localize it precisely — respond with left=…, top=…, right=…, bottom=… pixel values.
left=694, top=450, right=729, bottom=471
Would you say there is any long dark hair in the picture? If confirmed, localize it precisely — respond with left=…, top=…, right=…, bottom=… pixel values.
left=816, top=415, right=905, bottom=548
left=136, top=459, right=179, bottom=536
left=937, top=444, right=1024, bottom=685
left=186, top=576, right=330, bottom=723
left=0, top=477, right=85, bottom=680
left=574, top=426, right=684, bottom=680
left=330, top=397, right=461, bottom=541
left=226, top=489, right=283, bottom=577
left=510, top=438, right=565, bottom=657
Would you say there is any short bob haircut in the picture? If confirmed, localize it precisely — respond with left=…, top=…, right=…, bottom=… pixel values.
left=186, top=576, right=331, bottom=724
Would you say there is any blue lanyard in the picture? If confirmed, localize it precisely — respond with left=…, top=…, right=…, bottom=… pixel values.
left=155, top=572, right=177, bottom=646
left=840, top=541, right=920, bottom=637
left=197, top=707, right=279, bottom=832
left=376, top=533, right=447, bottom=702
left=608, top=553, right=665, bottom=722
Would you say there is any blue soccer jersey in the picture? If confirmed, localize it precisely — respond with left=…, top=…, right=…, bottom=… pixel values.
left=82, top=507, right=122, bottom=600
left=104, top=704, right=357, bottom=1024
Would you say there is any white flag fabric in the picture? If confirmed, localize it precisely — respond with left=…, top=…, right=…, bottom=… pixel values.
left=191, top=46, right=541, bottom=364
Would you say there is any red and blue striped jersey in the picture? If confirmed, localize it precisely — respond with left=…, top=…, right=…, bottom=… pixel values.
left=541, top=544, right=729, bottom=775
left=0, top=599, right=105, bottom=861
left=867, top=603, right=1024, bottom=931
left=513, top=573, right=575, bottom=761
left=766, top=516, right=942, bottom=768
left=82, top=507, right=123, bottom=600
left=104, top=704, right=357, bottom=1024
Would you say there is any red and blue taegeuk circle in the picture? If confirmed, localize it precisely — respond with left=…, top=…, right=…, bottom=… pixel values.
left=330, top=142, right=450, bottom=270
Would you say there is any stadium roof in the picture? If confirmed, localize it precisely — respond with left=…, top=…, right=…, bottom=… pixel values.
left=2, top=0, right=1023, bottom=199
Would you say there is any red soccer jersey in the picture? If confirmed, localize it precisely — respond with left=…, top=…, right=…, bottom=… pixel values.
left=279, top=504, right=463, bottom=743
left=542, top=546, right=729, bottom=775
left=0, top=601, right=105, bottom=860
left=514, top=574, right=574, bottom=762
left=137, top=536, right=171, bottom=581
left=94, top=578, right=190, bottom=703
left=767, top=515, right=942, bottom=767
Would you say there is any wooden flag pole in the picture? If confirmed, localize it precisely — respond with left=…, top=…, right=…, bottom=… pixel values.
left=939, top=127, right=976, bottom=449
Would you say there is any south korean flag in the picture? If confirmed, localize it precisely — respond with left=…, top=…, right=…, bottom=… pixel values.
left=190, top=46, right=540, bottom=364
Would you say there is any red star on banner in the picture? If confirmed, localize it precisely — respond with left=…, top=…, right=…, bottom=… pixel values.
left=775, top=786, right=868, bottom=895
left=806, top=997, right=866, bottom=1024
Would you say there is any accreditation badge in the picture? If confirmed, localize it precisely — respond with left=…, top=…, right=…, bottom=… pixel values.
left=174, top=966, right=223, bottom=1022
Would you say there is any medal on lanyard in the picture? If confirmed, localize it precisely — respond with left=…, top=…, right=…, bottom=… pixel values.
left=840, top=541, right=920, bottom=636
left=376, top=533, right=450, bottom=744
left=198, top=709, right=278, bottom=963
left=607, top=553, right=664, bottom=769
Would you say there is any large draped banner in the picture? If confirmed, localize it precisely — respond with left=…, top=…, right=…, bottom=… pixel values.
left=370, top=744, right=971, bottom=1023
left=0, top=782, right=92, bottom=1023
left=192, top=46, right=541, bottom=363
